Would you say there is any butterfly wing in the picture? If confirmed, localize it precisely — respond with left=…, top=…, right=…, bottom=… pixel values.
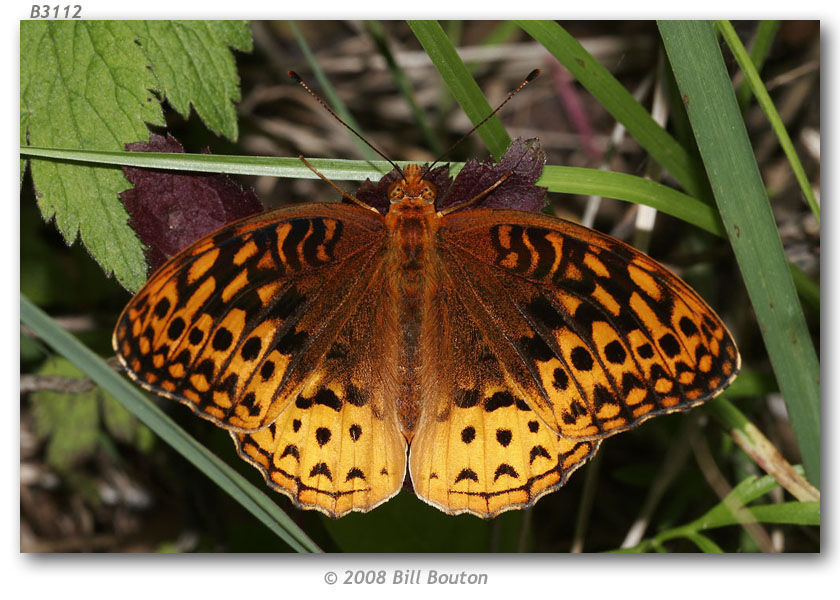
left=114, top=203, right=408, bottom=515
left=114, top=203, right=386, bottom=431
left=408, top=253, right=599, bottom=517
left=435, top=208, right=740, bottom=441
left=409, top=207, right=738, bottom=517
left=232, top=256, right=407, bottom=516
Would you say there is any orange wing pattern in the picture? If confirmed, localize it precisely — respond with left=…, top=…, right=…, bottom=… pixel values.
left=232, top=260, right=407, bottom=516
left=114, top=203, right=407, bottom=515
left=114, top=180, right=739, bottom=519
left=436, top=208, right=740, bottom=442
left=409, top=263, right=599, bottom=517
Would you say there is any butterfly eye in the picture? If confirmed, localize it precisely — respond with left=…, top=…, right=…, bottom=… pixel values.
left=421, top=185, right=435, bottom=202
left=389, top=185, right=404, bottom=202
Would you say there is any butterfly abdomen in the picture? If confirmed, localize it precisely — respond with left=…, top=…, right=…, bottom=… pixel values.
left=383, top=195, right=442, bottom=438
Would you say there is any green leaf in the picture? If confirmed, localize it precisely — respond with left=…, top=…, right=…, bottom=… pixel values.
left=30, top=357, right=102, bottom=471
left=29, top=355, right=156, bottom=469
left=21, top=21, right=164, bottom=291
left=735, top=21, right=781, bottom=111
left=716, top=20, right=820, bottom=223
left=289, top=21, right=377, bottom=161
left=704, top=398, right=819, bottom=502
left=748, top=502, right=820, bottom=526
left=101, top=390, right=156, bottom=453
left=691, top=471, right=819, bottom=530
left=129, top=21, right=252, bottom=141
left=365, top=20, right=445, bottom=155
left=659, top=21, right=820, bottom=487
left=685, top=532, right=724, bottom=553
left=21, top=147, right=725, bottom=237
left=615, top=470, right=818, bottom=552
left=408, top=20, right=511, bottom=160
left=516, top=20, right=711, bottom=201
left=20, top=20, right=253, bottom=292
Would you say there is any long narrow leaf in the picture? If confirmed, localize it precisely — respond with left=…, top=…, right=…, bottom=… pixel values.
left=408, top=20, right=511, bottom=159
left=735, top=21, right=781, bottom=111
left=658, top=20, right=820, bottom=487
left=24, top=145, right=818, bottom=308
left=365, top=20, right=445, bottom=155
left=20, top=295, right=322, bottom=553
left=705, top=397, right=819, bottom=502
left=19, top=146, right=722, bottom=234
left=516, top=20, right=710, bottom=201
left=716, top=20, right=820, bottom=223
left=288, top=21, right=376, bottom=162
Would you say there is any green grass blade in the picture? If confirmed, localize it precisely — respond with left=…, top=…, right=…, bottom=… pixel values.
left=478, top=21, right=520, bottom=47
left=789, top=262, right=820, bottom=315
left=19, top=146, right=721, bottom=235
left=616, top=470, right=817, bottom=552
left=658, top=20, right=820, bottom=487
left=20, top=295, right=322, bottom=553
left=288, top=21, right=376, bottom=161
left=692, top=469, right=819, bottom=529
left=538, top=166, right=724, bottom=236
left=735, top=21, right=781, bottom=111
left=684, top=532, right=725, bottom=553
left=717, top=20, right=820, bottom=223
left=364, top=21, right=445, bottom=155
left=407, top=20, right=511, bottom=159
left=24, top=144, right=816, bottom=307
left=748, top=502, right=820, bottom=526
left=515, top=20, right=710, bottom=201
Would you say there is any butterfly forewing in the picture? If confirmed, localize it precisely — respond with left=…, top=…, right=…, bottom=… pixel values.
left=113, top=203, right=387, bottom=433
left=436, top=208, right=740, bottom=442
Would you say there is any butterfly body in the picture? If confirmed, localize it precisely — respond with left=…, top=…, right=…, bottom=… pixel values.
left=114, top=142, right=739, bottom=518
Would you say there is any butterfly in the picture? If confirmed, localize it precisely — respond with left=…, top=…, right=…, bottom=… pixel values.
left=113, top=138, right=740, bottom=518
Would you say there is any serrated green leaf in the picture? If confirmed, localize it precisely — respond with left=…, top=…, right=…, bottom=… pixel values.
left=20, top=20, right=253, bottom=292
left=21, top=21, right=164, bottom=291
left=30, top=357, right=101, bottom=471
left=129, top=21, right=252, bottom=141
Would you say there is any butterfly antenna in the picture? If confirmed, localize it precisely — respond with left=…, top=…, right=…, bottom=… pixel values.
left=288, top=71, right=405, bottom=180
left=424, top=69, right=541, bottom=175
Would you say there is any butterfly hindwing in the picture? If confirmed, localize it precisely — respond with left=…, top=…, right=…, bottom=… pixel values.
left=233, top=259, right=407, bottom=516
left=409, top=262, right=599, bottom=517
left=437, top=208, right=740, bottom=442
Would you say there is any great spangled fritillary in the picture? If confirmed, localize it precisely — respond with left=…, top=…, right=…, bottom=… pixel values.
left=113, top=140, right=739, bottom=518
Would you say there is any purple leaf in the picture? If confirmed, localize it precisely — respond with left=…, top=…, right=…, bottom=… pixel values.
left=437, top=138, right=547, bottom=213
left=120, top=133, right=263, bottom=273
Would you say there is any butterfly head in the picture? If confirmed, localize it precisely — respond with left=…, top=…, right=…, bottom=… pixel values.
left=388, top=164, right=437, bottom=205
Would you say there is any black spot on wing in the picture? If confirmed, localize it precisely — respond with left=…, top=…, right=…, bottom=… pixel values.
left=493, top=463, right=519, bottom=481
left=345, top=467, right=366, bottom=482
left=309, top=462, right=333, bottom=481
left=455, top=468, right=479, bottom=483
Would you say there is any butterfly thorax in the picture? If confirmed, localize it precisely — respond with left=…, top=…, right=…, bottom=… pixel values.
left=381, top=165, right=442, bottom=437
